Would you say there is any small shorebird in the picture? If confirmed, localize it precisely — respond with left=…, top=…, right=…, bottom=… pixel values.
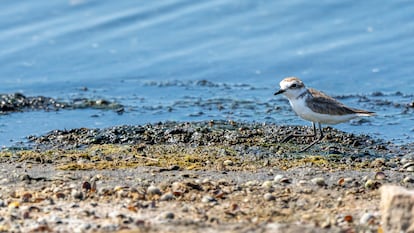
left=274, top=77, right=375, bottom=152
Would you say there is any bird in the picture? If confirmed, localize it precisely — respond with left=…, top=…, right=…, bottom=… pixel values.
left=274, top=77, right=375, bottom=152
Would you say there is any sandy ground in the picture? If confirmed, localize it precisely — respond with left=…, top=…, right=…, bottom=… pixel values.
left=0, top=121, right=413, bottom=232
left=0, top=162, right=390, bottom=233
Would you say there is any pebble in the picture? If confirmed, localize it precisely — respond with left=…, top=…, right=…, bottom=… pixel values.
left=245, top=181, right=258, bottom=187
left=407, top=166, right=414, bottom=172
left=160, top=192, right=174, bottom=201
left=371, top=158, right=385, bottom=167
left=298, top=180, right=308, bottom=186
left=403, top=176, right=414, bottom=183
left=71, top=190, right=84, bottom=200
left=359, top=212, right=376, bottom=225
left=364, top=179, right=380, bottom=190
left=163, top=212, right=175, bottom=220
left=263, top=193, right=275, bottom=201
left=169, top=165, right=180, bottom=171
left=343, top=215, right=353, bottom=223
left=402, top=162, right=414, bottom=171
left=223, top=160, right=233, bottom=166
left=311, top=177, right=326, bottom=187
left=201, top=195, right=217, bottom=203
left=82, top=181, right=92, bottom=191
left=147, top=185, right=162, bottom=196
left=101, top=224, right=118, bottom=232
left=374, top=172, right=386, bottom=180
left=337, top=178, right=345, bottom=186
left=171, top=182, right=186, bottom=193
left=8, top=201, right=19, bottom=210
left=261, top=180, right=273, bottom=189
left=21, top=193, right=32, bottom=202
left=74, top=223, right=92, bottom=233
left=274, top=174, right=284, bottom=183
left=20, top=174, right=31, bottom=182
left=274, top=175, right=291, bottom=184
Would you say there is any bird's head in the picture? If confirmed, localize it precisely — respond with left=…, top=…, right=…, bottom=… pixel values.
left=274, top=77, right=306, bottom=99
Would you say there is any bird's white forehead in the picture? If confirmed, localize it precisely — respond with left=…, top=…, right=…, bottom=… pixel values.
left=279, top=77, right=303, bottom=89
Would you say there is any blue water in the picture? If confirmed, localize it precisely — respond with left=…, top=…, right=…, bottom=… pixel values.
left=1, top=0, right=413, bottom=147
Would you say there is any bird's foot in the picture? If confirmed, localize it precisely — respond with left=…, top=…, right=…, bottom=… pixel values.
left=280, top=132, right=317, bottom=143
left=298, top=136, right=324, bottom=152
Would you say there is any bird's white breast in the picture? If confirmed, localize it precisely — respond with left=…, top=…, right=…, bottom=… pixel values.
left=288, top=97, right=359, bottom=125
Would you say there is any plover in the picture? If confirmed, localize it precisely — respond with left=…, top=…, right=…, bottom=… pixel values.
left=274, top=77, right=375, bottom=152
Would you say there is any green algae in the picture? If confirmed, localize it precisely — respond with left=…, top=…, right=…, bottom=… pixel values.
left=0, top=143, right=386, bottom=171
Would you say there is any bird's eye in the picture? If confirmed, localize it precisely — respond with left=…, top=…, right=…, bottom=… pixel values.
left=291, top=84, right=297, bottom=88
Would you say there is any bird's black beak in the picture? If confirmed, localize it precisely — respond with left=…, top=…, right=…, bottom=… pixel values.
left=274, top=89, right=285, bottom=95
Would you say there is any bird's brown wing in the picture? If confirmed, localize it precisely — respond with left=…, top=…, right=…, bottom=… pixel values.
left=306, top=88, right=372, bottom=115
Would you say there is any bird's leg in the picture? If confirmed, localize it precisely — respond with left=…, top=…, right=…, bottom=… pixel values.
left=299, top=122, right=324, bottom=152
left=281, top=122, right=318, bottom=143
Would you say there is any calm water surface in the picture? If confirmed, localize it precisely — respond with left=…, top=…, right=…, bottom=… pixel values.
left=1, top=0, right=413, bottom=147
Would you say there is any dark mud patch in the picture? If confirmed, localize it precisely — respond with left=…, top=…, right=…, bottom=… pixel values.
left=12, top=121, right=409, bottom=172
left=0, top=93, right=123, bottom=114
left=27, top=120, right=395, bottom=153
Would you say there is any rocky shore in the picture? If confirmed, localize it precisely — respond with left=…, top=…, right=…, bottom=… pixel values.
left=0, top=93, right=124, bottom=114
left=0, top=120, right=413, bottom=232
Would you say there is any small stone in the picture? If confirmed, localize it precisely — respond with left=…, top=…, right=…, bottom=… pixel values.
left=168, top=165, right=180, bottom=171
left=279, top=177, right=291, bottom=184
left=163, top=212, right=175, bottom=219
left=71, top=190, right=83, bottom=200
left=261, top=180, right=273, bottom=189
left=403, top=162, right=414, bottom=171
left=375, top=172, right=386, bottom=180
left=160, top=192, right=174, bottom=201
left=201, top=195, right=216, bottom=203
left=74, top=223, right=92, bottom=232
left=365, top=179, right=374, bottom=189
left=365, top=179, right=380, bottom=190
left=101, top=224, right=118, bottom=232
left=263, top=193, right=275, bottom=201
left=403, top=176, right=414, bottom=183
left=82, top=181, right=91, bottom=191
left=344, top=215, right=353, bottom=223
left=55, top=193, right=65, bottom=199
left=223, top=160, right=233, bottom=166
left=311, top=177, right=326, bottom=187
left=21, top=193, right=32, bottom=202
left=8, top=201, right=19, bottom=209
left=274, top=174, right=284, bottom=183
left=147, top=186, right=162, bottom=196
left=298, top=180, right=308, bottom=186
left=113, top=186, right=124, bottom=192
left=371, top=158, right=385, bottom=167
left=20, top=174, right=31, bottom=182
left=360, top=212, right=376, bottom=225
left=171, top=182, right=185, bottom=193
left=380, top=185, right=414, bottom=232
left=23, top=211, right=30, bottom=219
left=245, top=181, right=258, bottom=187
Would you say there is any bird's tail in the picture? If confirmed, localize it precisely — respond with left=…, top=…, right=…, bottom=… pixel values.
left=355, top=109, right=376, bottom=117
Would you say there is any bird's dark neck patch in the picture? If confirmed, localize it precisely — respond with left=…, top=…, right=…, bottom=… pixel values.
left=296, top=89, right=310, bottom=99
